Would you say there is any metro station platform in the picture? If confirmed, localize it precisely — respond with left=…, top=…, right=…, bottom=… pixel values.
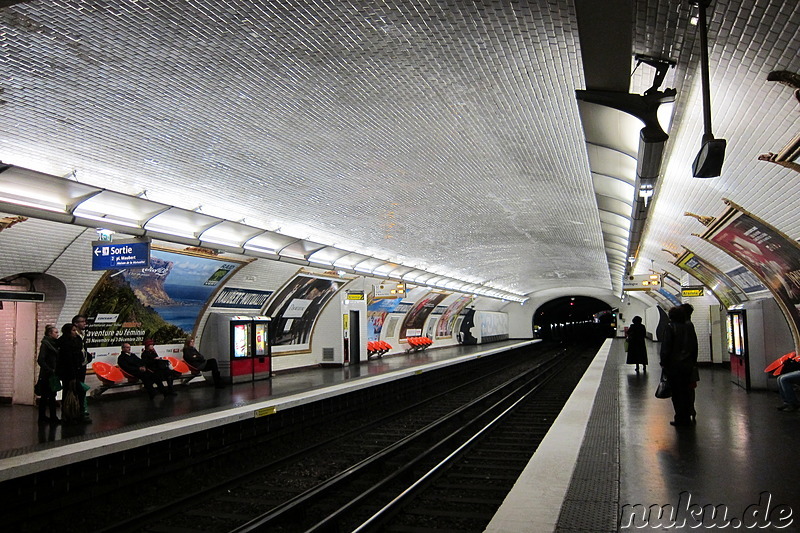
left=4, top=338, right=798, bottom=532
left=0, top=339, right=536, bottom=481
left=488, top=338, right=800, bottom=532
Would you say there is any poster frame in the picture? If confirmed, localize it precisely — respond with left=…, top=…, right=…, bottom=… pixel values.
left=699, top=199, right=800, bottom=351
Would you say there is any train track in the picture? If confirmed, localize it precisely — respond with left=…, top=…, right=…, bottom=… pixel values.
left=95, top=341, right=596, bottom=533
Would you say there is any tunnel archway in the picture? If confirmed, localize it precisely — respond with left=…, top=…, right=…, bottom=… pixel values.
left=533, top=295, right=615, bottom=342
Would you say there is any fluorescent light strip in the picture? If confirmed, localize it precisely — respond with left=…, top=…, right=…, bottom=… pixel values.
left=0, top=196, right=67, bottom=213
left=5, top=167, right=530, bottom=302
left=200, top=237, right=244, bottom=248
left=243, top=243, right=279, bottom=254
left=74, top=212, right=142, bottom=228
left=144, top=225, right=197, bottom=240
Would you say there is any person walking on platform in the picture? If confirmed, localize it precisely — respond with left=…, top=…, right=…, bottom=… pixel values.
left=56, top=323, right=90, bottom=424
left=182, top=337, right=225, bottom=388
left=660, top=306, right=698, bottom=427
left=141, top=339, right=177, bottom=395
left=118, top=343, right=170, bottom=398
left=36, top=325, right=60, bottom=424
left=625, top=316, right=648, bottom=373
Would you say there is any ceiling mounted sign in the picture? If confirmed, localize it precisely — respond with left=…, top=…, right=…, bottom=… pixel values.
left=681, top=286, right=704, bottom=297
left=623, top=274, right=661, bottom=291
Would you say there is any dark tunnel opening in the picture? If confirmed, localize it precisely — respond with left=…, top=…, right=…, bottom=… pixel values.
left=533, top=296, right=616, bottom=343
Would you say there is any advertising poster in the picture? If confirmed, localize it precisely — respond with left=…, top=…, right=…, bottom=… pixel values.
left=367, top=295, right=404, bottom=342
left=726, top=265, right=768, bottom=294
left=264, top=273, right=344, bottom=353
left=674, top=249, right=747, bottom=308
left=480, top=311, right=509, bottom=338
left=82, top=248, right=244, bottom=352
left=701, top=201, right=800, bottom=349
left=399, top=292, right=447, bottom=339
left=392, top=301, right=414, bottom=314
left=435, top=295, right=474, bottom=339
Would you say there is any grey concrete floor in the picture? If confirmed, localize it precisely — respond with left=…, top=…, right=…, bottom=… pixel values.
left=617, top=339, right=800, bottom=531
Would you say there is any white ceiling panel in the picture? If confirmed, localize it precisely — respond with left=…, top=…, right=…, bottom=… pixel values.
left=0, top=0, right=797, bottom=303
left=592, top=174, right=636, bottom=203
left=578, top=101, right=644, bottom=159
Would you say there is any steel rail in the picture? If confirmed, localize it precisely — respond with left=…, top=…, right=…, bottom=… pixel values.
left=96, top=346, right=560, bottom=533
left=231, top=350, right=568, bottom=533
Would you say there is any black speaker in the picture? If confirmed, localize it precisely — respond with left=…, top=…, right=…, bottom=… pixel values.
left=692, top=138, right=726, bottom=178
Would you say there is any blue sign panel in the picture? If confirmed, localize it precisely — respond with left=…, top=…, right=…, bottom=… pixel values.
left=92, top=240, right=151, bottom=270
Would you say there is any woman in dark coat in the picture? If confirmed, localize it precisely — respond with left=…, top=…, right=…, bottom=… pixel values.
left=660, top=306, right=698, bottom=427
left=625, top=316, right=648, bottom=373
left=56, top=323, right=87, bottom=424
left=36, top=324, right=60, bottom=423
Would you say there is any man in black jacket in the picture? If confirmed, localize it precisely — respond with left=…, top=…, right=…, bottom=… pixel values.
left=183, top=337, right=224, bottom=388
left=118, top=343, right=169, bottom=398
left=72, top=314, right=93, bottom=420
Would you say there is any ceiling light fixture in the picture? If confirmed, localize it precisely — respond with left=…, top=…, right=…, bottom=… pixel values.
left=73, top=212, right=142, bottom=228
left=0, top=165, right=528, bottom=302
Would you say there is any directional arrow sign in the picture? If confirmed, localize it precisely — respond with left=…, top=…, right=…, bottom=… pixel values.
left=91, top=239, right=151, bottom=271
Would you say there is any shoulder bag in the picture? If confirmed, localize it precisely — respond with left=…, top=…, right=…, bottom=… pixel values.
left=655, top=371, right=672, bottom=399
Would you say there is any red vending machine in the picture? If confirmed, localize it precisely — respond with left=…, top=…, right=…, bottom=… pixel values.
left=206, top=313, right=271, bottom=383
left=727, top=309, right=749, bottom=390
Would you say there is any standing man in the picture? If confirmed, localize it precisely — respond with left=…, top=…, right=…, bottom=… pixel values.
left=72, top=314, right=93, bottom=422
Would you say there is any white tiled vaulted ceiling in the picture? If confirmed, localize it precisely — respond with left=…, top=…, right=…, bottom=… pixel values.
left=0, top=0, right=798, bottom=303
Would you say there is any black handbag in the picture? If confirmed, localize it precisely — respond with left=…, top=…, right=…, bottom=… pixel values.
left=655, top=372, right=672, bottom=399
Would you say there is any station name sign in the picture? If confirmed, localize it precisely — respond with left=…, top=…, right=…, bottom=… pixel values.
left=681, top=286, right=705, bottom=297
left=91, top=238, right=151, bottom=271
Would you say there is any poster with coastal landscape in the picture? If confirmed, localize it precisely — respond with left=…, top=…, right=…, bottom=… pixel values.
left=81, top=248, right=247, bottom=352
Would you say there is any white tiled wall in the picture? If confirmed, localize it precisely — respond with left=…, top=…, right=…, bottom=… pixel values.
left=0, top=299, right=16, bottom=400
left=50, top=230, right=107, bottom=327
left=0, top=215, right=87, bottom=280
left=0, top=213, right=519, bottom=384
left=195, top=258, right=300, bottom=343
left=680, top=272, right=721, bottom=364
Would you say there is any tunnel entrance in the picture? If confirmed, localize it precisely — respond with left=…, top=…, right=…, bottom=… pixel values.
left=533, top=296, right=615, bottom=342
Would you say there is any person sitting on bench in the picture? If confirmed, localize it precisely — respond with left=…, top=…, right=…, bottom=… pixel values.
left=183, top=337, right=225, bottom=388
left=140, top=339, right=178, bottom=396
left=118, top=343, right=173, bottom=398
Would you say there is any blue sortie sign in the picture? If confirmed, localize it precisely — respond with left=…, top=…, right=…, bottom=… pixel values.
left=92, top=240, right=151, bottom=270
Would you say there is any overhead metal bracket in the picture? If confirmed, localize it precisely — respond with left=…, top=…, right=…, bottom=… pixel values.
left=634, top=54, right=677, bottom=96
